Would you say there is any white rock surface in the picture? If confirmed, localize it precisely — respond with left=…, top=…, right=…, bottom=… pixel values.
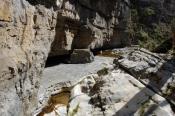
left=36, top=54, right=174, bottom=116
left=117, top=48, right=175, bottom=105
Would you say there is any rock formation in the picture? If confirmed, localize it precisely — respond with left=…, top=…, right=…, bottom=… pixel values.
left=0, top=0, right=175, bottom=116
left=0, top=0, right=130, bottom=115
left=49, top=0, right=131, bottom=56
left=35, top=48, right=175, bottom=116
left=0, top=0, right=56, bottom=115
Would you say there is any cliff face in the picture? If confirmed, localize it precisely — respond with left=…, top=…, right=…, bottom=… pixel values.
left=0, top=0, right=56, bottom=115
left=49, top=0, right=130, bottom=56
left=0, top=0, right=130, bottom=115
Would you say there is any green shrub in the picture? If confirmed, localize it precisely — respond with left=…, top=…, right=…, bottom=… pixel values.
left=143, top=7, right=155, bottom=16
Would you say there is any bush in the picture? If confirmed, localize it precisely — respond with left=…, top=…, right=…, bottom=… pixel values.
left=128, top=4, right=172, bottom=52
left=142, top=7, right=155, bottom=16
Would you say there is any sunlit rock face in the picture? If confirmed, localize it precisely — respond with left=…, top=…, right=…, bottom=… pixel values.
left=0, top=0, right=57, bottom=115
left=0, top=0, right=130, bottom=115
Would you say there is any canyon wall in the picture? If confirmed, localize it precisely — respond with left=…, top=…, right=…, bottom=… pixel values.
left=1, top=0, right=174, bottom=115
left=0, top=0, right=130, bottom=115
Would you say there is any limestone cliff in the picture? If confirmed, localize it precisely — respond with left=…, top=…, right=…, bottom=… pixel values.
left=0, top=0, right=130, bottom=115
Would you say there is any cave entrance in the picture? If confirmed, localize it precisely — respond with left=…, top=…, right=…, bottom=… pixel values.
left=45, top=54, right=71, bottom=68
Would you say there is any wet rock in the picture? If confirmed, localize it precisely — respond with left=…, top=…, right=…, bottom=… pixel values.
left=37, top=91, right=70, bottom=116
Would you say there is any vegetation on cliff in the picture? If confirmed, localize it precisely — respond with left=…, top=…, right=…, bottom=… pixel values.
left=128, top=0, right=175, bottom=54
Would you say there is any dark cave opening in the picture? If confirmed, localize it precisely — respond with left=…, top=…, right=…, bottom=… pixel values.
left=45, top=48, right=122, bottom=68
left=26, top=0, right=57, bottom=8
left=45, top=54, right=71, bottom=68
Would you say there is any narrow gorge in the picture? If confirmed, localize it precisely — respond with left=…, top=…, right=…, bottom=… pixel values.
left=0, top=0, right=175, bottom=116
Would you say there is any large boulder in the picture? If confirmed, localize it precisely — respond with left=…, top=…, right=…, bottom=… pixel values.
left=70, top=49, right=94, bottom=64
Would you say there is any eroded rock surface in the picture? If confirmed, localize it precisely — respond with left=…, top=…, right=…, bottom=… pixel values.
left=36, top=57, right=174, bottom=116
left=0, top=0, right=57, bottom=115
left=0, top=0, right=130, bottom=115
left=49, top=0, right=131, bottom=56
left=1, top=0, right=175, bottom=116
left=37, top=56, right=114, bottom=113
left=117, top=48, right=175, bottom=105
left=36, top=50, right=175, bottom=116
